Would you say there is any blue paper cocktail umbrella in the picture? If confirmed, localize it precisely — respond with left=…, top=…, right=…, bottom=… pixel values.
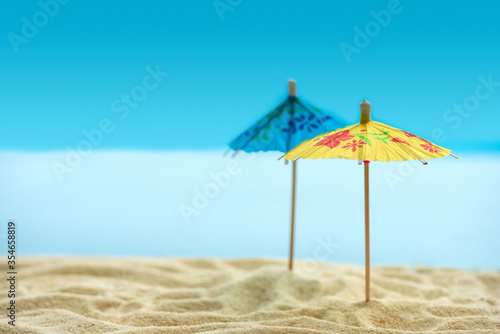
left=228, top=80, right=346, bottom=270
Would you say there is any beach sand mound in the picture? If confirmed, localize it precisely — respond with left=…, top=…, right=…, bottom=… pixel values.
left=1, top=258, right=499, bottom=333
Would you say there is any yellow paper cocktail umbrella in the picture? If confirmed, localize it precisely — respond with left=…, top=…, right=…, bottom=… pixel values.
left=281, top=99, right=458, bottom=302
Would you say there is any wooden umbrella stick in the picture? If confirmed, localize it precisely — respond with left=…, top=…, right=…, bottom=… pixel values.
left=288, top=80, right=297, bottom=97
left=364, top=161, right=370, bottom=302
left=289, top=160, right=297, bottom=271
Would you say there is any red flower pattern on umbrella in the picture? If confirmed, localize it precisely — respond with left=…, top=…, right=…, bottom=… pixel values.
left=313, top=130, right=354, bottom=149
left=404, top=130, right=431, bottom=143
left=420, top=142, right=440, bottom=153
left=342, top=139, right=366, bottom=152
left=390, top=138, right=410, bottom=146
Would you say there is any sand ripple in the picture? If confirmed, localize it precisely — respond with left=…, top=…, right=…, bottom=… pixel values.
left=1, top=258, right=499, bottom=333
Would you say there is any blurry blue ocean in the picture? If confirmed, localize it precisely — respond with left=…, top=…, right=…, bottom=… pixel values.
left=0, top=151, right=498, bottom=270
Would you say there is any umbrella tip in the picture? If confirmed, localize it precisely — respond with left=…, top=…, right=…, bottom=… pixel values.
left=360, top=99, right=372, bottom=110
left=288, top=80, right=297, bottom=97
left=359, top=99, right=372, bottom=123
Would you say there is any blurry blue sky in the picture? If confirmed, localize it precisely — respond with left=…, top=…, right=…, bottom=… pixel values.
left=1, top=0, right=499, bottom=151
left=1, top=1, right=499, bottom=268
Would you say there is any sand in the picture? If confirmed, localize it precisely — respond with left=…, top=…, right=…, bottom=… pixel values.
left=1, top=258, right=499, bottom=334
